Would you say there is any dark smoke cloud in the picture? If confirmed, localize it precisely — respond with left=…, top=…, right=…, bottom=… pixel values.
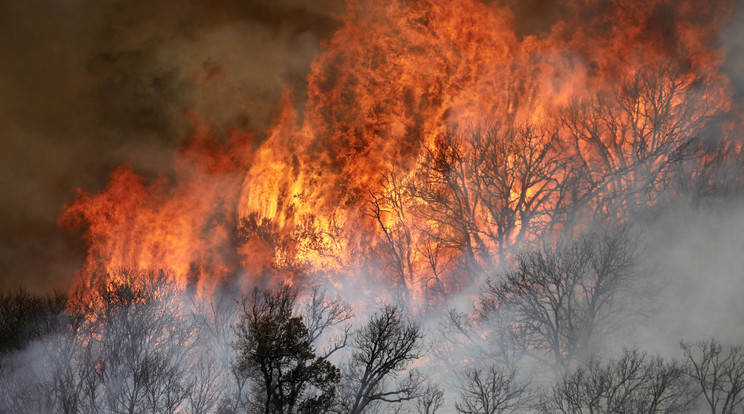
left=0, top=0, right=343, bottom=292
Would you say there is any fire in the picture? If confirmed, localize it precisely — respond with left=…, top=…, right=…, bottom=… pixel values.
left=59, top=125, right=250, bottom=297
left=61, top=0, right=737, bottom=305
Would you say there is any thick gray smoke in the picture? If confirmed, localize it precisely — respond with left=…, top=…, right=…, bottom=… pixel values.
left=630, top=199, right=744, bottom=354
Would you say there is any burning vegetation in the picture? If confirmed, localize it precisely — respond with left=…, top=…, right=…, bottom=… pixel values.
left=3, top=0, right=744, bottom=412
left=58, top=0, right=739, bottom=303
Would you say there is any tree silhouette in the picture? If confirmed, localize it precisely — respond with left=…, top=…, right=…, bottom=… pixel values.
left=234, top=285, right=339, bottom=414
left=341, top=304, right=423, bottom=414
left=681, top=338, right=744, bottom=414
left=476, top=228, right=640, bottom=375
left=540, top=348, right=693, bottom=414
left=455, top=366, right=531, bottom=414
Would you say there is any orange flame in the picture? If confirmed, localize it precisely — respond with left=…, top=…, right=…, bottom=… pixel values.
left=62, top=0, right=738, bottom=305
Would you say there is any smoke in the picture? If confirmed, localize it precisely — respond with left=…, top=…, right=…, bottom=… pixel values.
left=629, top=198, right=744, bottom=355
left=2, top=0, right=744, bottom=409
left=0, top=0, right=343, bottom=292
left=497, top=0, right=567, bottom=38
left=720, top=1, right=744, bottom=103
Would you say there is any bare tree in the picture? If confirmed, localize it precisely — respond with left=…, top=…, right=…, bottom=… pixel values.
left=186, top=358, right=224, bottom=414
left=455, top=366, right=531, bottom=414
left=408, top=122, right=562, bottom=277
left=435, top=306, right=525, bottom=381
left=558, top=63, right=720, bottom=229
left=368, top=168, right=457, bottom=304
left=416, top=385, right=444, bottom=414
left=0, top=277, right=354, bottom=414
left=368, top=171, right=417, bottom=295
left=354, top=59, right=724, bottom=302
left=341, top=304, right=424, bottom=414
left=540, top=348, right=693, bottom=414
left=681, top=338, right=744, bottom=414
left=0, top=288, right=68, bottom=355
left=83, top=269, right=195, bottom=414
left=1, top=269, right=203, bottom=414
left=476, top=228, right=640, bottom=375
left=298, top=285, right=353, bottom=358
left=0, top=322, right=95, bottom=414
left=673, top=132, right=744, bottom=208
left=0, top=289, right=85, bottom=414
left=189, top=292, right=240, bottom=414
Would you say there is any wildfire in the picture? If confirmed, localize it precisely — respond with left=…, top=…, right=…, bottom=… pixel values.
left=61, top=0, right=737, bottom=305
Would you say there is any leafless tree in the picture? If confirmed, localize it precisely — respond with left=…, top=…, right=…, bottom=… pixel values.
left=355, top=58, right=725, bottom=302
left=0, top=324, right=96, bottom=414
left=368, top=168, right=458, bottom=304
left=0, top=288, right=68, bottom=355
left=435, top=307, right=524, bottom=380
left=408, top=122, right=562, bottom=276
left=455, top=366, right=531, bottom=414
left=0, top=289, right=90, bottom=414
left=416, top=385, right=444, bottom=414
left=476, top=228, right=640, bottom=376
left=672, top=130, right=744, bottom=208
left=298, top=285, right=353, bottom=358
left=186, top=357, right=224, bottom=414
left=557, top=63, right=720, bottom=230
left=0, top=269, right=204, bottom=414
left=82, top=269, right=196, bottom=414
left=681, top=338, right=744, bottom=414
left=341, top=304, right=424, bottom=414
left=0, top=277, right=355, bottom=414
left=539, top=348, right=693, bottom=414
left=368, top=171, right=417, bottom=294
left=189, top=292, right=240, bottom=413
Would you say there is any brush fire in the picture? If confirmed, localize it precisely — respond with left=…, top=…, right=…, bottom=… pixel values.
left=3, top=0, right=744, bottom=412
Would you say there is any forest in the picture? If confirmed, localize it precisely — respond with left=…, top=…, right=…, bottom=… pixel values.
left=3, top=0, right=744, bottom=412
